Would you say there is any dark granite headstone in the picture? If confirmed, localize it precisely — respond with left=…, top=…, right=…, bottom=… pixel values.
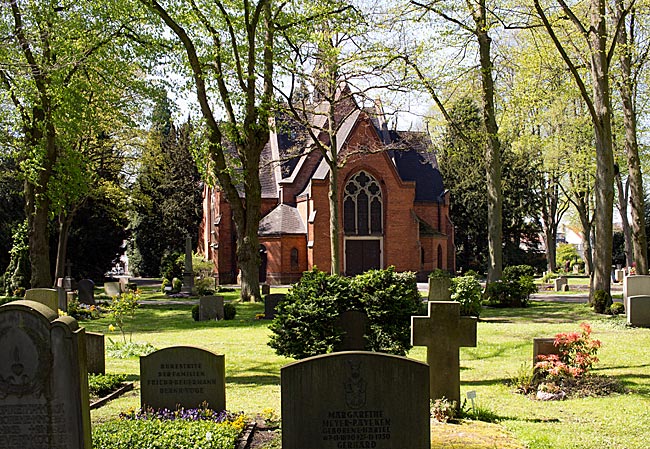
left=140, top=346, right=225, bottom=411
left=411, top=301, right=477, bottom=406
left=24, top=288, right=59, bottom=312
left=281, top=351, right=430, bottom=449
left=264, top=293, right=285, bottom=320
left=199, top=296, right=224, bottom=321
left=0, top=300, right=92, bottom=449
left=77, top=279, right=95, bottom=305
left=261, top=284, right=271, bottom=295
left=334, top=310, right=367, bottom=351
left=86, top=332, right=105, bottom=374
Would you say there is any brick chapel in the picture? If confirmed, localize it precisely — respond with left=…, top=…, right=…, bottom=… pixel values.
left=198, top=89, right=455, bottom=284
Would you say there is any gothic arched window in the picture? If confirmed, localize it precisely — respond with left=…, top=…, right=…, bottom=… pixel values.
left=343, top=171, right=383, bottom=236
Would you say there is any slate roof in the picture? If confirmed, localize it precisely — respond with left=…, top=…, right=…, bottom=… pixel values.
left=258, top=203, right=306, bottom=236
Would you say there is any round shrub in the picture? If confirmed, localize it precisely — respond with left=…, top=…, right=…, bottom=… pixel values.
left=268, top=267, right=421, bottom=359
left=191, top=305, right=200, bottom=321
left=610, top=302, right=625, bottom=315
left=592, top=289, right=612, bottom=314
left=484, top=265, right=537, bottom=308
left=223, top=303, right=236, bottom=320
left=450, top=275, right=482, bottom=317
left=172, top=277, right=182, bottom=293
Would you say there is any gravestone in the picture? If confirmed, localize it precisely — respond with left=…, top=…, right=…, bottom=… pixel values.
left=281, top=351, right=430, bottom=449
left=182, top=236, right=195, bottom=294
left=104, top=282, right=121, bottom=297
left=261, top=284, right=271, bottom=295
left=623, top=275, right=650, bottom=310
left=86, top=332, right=105, bottom=374
left=57, top=286, right=68, bottom=312
left=615, top=269, right=625, bottom=283
left=533, top=338, right=560, bottom=366
left=264, top=293, right=285, bottom=320
left=24, top=288, right=59, bottom=312
left=627, top=296, right=650, bottom=327
left=199, top=296, right=224, bottom=321
left=77, top=279, right=95, bottom=305
left=140, top=346, right=225, bottom=411
left=428, top=276, right=451, bottom=301
left=554, top=277, right=568, bottom=292
left=334, top=310, right=367, bottom=351
left=411, top=301, right=477, bottom=405
left=0, top=300, right=92, bottom=449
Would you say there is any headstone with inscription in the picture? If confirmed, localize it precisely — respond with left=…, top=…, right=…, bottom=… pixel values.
left=24, top=288, right=59, bottom=312
left=77, top=279, right=95, bottom=305
left=85, top=332, right=105, bottom=374
left=140, top=346, right=225, bottom=411
left=199, top=296, right=224, bottom=321
left=0, top=300, right=92, bottom=449
left=411, top=301, right=477, bottom=406
left=428, top=276, right=451, bottom=301
left=532, top=337, right=560, bottom=366
left=334, top=310, right=367, bottom=351
left=263, top=293, right=286, bottom=320
left=281, top=351, right=430, bottom=449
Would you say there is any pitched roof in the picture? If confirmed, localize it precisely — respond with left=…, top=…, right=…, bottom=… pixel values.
left=258, top=203, right=306, bottom=236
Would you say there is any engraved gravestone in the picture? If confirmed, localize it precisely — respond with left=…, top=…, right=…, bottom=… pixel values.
left=24, top=288, right=59, bottom=312
left=411, top=301, right=477, bottom=406
left=281, top=351, right=430, bottom=449
left=140, top=346, right=225, bottom=411
left=0, top=300, right=92, bottom=449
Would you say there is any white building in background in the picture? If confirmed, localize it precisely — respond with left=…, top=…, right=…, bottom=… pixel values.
left=556, top=223, right=586, bottom=259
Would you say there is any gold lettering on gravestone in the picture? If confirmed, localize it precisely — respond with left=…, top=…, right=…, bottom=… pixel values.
left=0, top=403, right=68, bottom=449
left=147, top=363, right=217, bottom=395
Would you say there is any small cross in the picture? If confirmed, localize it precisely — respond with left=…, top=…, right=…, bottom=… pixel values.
left=411, top=301, right=477, bottom=406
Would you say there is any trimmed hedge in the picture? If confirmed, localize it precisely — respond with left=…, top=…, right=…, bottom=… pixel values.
left=268, top=267, right=422, bottom=359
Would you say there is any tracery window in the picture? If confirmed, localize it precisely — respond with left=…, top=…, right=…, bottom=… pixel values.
left=343, top=171, right=382, bottom=235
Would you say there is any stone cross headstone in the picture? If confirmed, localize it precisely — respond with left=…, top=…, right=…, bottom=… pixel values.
left=199, top=296, right=224, bottom=321
left=411, top=301, right=477, bottom=406
left=24, top=288, right=59, bottom=312
left=140, top=346, right=225, bottom=411
left=281, top=351, right=430, bottom=449
left=263, top=293, right=285, bottom=320
left=532, top=337, right=560, bottom=366
left=0, top=300, right=92, bottom=449
left=104, top=282, right=121, bottom=298
left=77, top=279, right=95, bottom=305
left=85, top=332, right=105, bottom=374
left=182, top=236, right=195, bottom=294
left=428, top=276, right=452, bottom=301
left=334, top=310, right=367, bottom=351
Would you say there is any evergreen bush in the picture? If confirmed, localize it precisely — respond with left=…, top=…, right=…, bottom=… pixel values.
left=268, top=267, right=421, bottom=359
left=592, top=290, right=612, bottom=314
left=191, top=305, right=200, bottom=321
left=609, top=302, right=625, bottom=315
left=484, top=265, right=537, bottom=308
left=450, top=275, right=482, bottom=317
left=223, top=303, right=236, bottom=320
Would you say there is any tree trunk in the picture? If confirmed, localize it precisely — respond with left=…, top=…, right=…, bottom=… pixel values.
left=476, top=11, right=503, bottom=283
left=615, top=172, right=633, bottom=267
left=540, top=172, right=564, bottom=273
left=54, top=211, right=76, bottom=283
left=26, top=183, right=52, bottom=288
left=616, top=1, right=648, bottom=274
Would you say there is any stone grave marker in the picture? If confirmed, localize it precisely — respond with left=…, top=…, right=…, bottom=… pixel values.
left=428, top=276, right=451, bottom=301
left=261, top=283, right=271, bottom=295
left=57, top=286, right=68, bottom=312
left=199, top=296, right=224, bottom=321
left=411, top=301, right=477, bottom=405
left=281, top=351, right=430, bottom=449
left=532, top=338, right=560, bottom=366
left=623, top=275, right=650, bottom=310
left=24, top=288, right=59, bottom=312
left=140, top=346, right=225, bottom=411
left=263, top=293, right=285, bottom=320
left=627, top=296, right=650, bottom=327
left=104, top=282, right=121, bottom=297
left=77, top=279, right=95, bottom=305
left=554, top=276, right=568, bottom=292
left=0, top=300, right=92, bottom=449
left=334, top=310, right=367, bottom=351
left=86, top=332, right=105, bottom=374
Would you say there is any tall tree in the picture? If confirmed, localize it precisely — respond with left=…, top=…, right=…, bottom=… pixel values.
left=407, top=0, right=504, bottom=282
left=534, top=0, right=634, bottom=300
left=139, top=0, right=278, bottom=301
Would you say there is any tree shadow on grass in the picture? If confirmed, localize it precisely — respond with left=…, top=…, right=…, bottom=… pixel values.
left=481, top=302, right=594, bottom=324
left=226, top=375, right=280, bottom=386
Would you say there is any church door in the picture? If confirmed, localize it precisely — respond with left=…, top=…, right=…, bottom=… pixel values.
left=345, top=240, right=381, bottom=276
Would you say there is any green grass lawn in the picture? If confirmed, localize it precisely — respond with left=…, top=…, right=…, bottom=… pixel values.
left=83, top=290, right=649, bottom=449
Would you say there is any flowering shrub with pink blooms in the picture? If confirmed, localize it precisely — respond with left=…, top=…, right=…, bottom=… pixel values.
left=534, top=323, right=601, bottom=382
